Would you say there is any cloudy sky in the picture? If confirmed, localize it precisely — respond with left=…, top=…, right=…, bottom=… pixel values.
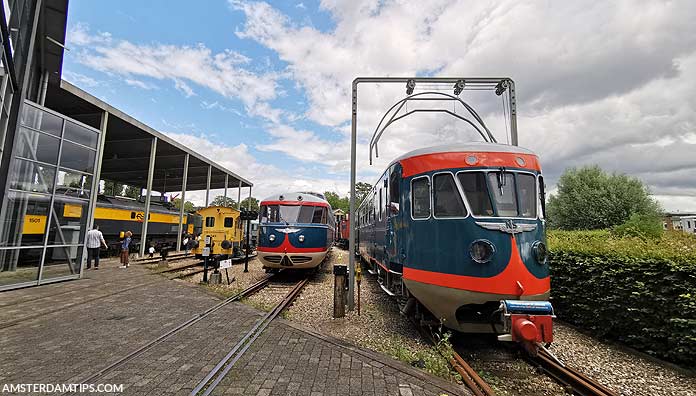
left=63, top=0, right=696, bottom=211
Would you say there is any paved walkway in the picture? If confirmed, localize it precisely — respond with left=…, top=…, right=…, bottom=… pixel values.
left=0, top=259, right=468, bottom=396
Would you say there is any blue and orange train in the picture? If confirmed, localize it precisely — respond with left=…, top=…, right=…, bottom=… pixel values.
left=357, top=142, right=554, bottom=346
left=257, top=192, right=335, bottom=270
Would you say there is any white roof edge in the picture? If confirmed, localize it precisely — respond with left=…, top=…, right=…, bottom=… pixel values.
left=60, top=80, right=253, bottom=187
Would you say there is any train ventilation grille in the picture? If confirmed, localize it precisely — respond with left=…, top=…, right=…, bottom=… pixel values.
left=264, top=255, right=282, bottom=264
left=290, top=256, right=312, bottom=264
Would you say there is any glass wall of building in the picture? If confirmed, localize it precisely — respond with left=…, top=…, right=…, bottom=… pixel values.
left=0, top=101, right=100, bottom=289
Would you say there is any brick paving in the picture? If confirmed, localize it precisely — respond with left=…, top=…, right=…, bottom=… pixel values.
left=0, top=259, right=468, bottom=395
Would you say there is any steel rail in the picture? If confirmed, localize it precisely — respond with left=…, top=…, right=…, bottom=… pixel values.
left=66, top=275, right=274, bottom=392
left=409, top=317, right=495, bottom=396
left=191, top=277, right=310, bottom=396
left=529, top=349, right=619, bottom=396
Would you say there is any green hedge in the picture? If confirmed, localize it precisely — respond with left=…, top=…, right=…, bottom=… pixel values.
left=548, top=230, right=696, bottom=369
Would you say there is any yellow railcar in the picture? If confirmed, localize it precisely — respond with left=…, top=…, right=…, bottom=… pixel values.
left=192, top=206, right=244, bottom=259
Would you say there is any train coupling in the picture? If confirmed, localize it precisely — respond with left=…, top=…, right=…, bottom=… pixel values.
left=497, top=300, right=555, bottom=356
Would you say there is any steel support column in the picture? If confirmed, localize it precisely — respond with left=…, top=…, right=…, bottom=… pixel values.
left=237, top=180, right=242, bottom=209
left=81, top=110, right=108, bottom=275
left=223, top=174, right=228, bottom=205
left=348, top=80, right=358, bottom=310
left=205, top=165, right=211, bottom=207
left=176, top=153, right=189, bottom=252
left=140, top=137, right=157, bottom=257
left=248, top=186, right=252, bottom=209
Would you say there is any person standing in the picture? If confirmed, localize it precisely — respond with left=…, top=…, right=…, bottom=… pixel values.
left=85, top=225, right=107, bottom=270
left=182, top=235, right=189, bottom=255
left=120, top=231, right=132, bottom=268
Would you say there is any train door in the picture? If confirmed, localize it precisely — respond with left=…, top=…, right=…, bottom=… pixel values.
left=386, top=166, right=401, bottom=272
left=374, top=178, right=387, bottom=265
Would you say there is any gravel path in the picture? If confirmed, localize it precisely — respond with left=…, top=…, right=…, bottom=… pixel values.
left=285, top=248, right=456, bottom=381
left=549, top=324, right=696, bottom=396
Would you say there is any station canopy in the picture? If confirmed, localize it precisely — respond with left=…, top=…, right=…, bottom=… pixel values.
left=44, top=80, right=251, bottom=193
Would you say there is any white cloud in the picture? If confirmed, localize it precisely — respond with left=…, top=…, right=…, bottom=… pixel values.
left=70, top=26, right=281, bottom=120
left=125, top=78, right=157, bottom=90
left=230, top=0, right=696, bottom=208
left=66, top=22, right=112, bottom=46
left=62, top=71, right=100, bottom=87
left=163, top=132, right=350, bottom=204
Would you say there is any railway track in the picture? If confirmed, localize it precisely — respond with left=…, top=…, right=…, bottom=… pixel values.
left=68, top=275, right=274, bottom=391
left=190, top=275, right=310, bottom=396
left=527, top=349, right=619, bottom=396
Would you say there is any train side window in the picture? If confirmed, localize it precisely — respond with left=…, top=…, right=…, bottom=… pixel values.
left=321, top=207, right=327, bottom=224
left=433, top=174, right=467, bottom=218
left=538, top=175, right=546, bottom=219
left=389, top=171, right=400, bottom=215
left=457, top=172, right=494, bottom=216
left=206, top=217, right=215, bottom=227
left=130, top=212, right=136, bottom=219
left=224, top=217, right=233, bottom=228
left=411, top=177, right=431, bottom=219
left=517, top=174, right=537, bottom=218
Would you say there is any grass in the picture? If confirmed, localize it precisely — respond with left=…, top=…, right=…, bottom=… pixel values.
left=361, top=330, right=459, bottom=381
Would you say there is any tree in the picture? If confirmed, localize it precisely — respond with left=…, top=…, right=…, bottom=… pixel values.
left=103, top=180, right=124, bottom=196
left=354, top=182, right=372, bottom=205
left=324, top=191, right=349, bottom=212
left=172, top=198, right=196, bottom=213
left=547, top=165, right=662, bottom=230
left=240, top=196, right=259, bottom=212
left=210, top=195, right=236, bottom=207
left=124, top=185, right=141, bottom=199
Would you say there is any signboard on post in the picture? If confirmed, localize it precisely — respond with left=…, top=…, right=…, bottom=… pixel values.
left=219, top=259, right=232, bottom=269
left=202, top=247, right=210, bottom=257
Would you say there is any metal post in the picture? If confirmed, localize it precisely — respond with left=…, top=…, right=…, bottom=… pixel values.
left=176, top=153, right=189, bottom=252
left=81, top=110, right=108, bottom=276
left=348, top=80, right=358, bottom=310
left=244, top=218, right=250, bottom=273
left=224, top=174, right=228, bottom=206
left=140, top=137, right=157, bottom=257
left=237, top=180, right=242, bottom=209
left=248, top=186, right=252, bottom=209
left=509, top=80, right=518, bottom=146
left=205, top=165, right=211, bottom=207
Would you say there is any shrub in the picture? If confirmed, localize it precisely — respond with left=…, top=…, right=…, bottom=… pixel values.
left=612, top=213, right=664, bottom=239
left=548, top=230, right=696, bottom=369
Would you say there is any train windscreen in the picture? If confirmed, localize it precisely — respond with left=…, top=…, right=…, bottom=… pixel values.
left=260, top=204, right=327, bottom=224
left=457, top=171, right=537, bottom=218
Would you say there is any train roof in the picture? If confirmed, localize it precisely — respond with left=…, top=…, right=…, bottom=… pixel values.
left=390, top=142, right=537, bottom=165
left=260, top=192, right=330, bottom=205
left=96, top=195, right=186, bottom=215
left=196, top=205, right=241, bottom=215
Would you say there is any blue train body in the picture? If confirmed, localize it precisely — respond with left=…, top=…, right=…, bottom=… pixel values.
left=357, top=143, right=551, bottom=333
left=257, top=192, right=335, bottom=269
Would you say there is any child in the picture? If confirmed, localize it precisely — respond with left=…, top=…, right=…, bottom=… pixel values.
left=148, top=245, right=155, bottom=258
left=120, top=231, right=132, bottom=268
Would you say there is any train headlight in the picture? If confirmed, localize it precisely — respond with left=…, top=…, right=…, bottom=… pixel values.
left=298, top=235, right=305, bottom=243
left=470, top=239, right=495, bottom=263
left=269, top=234, right=276, bottom=242
left=533, top=241, right=548, bottom=264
